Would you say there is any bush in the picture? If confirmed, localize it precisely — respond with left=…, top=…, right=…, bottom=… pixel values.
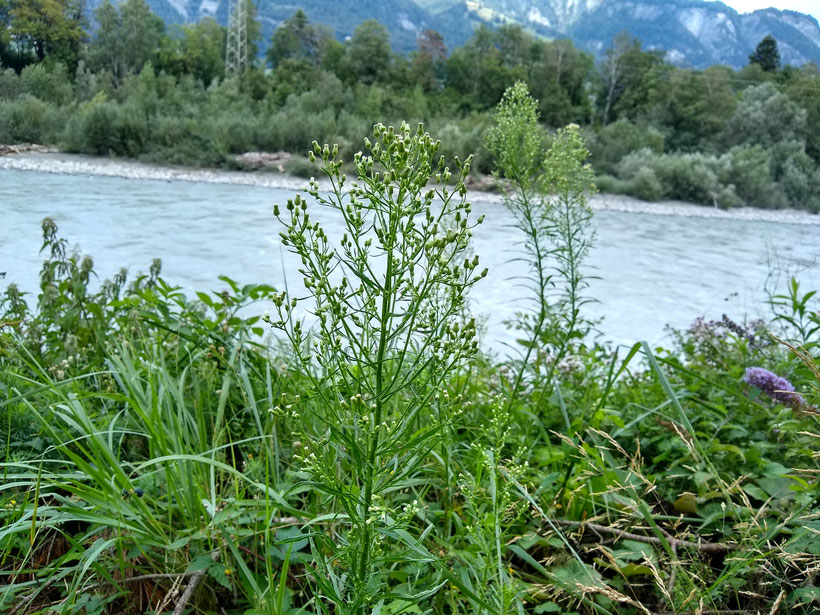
left=594, top=173, right=630, bottom=195
left=588, top=119, right=665, bottom=175
left=429, top=113, right=493, bottom=174
left=61, top=93, right=121, bottom=154
left=267, top=105, right=338, bottom=154
left=617, top=148, right=741, bottom=207
left=206, top=109, right=259, bottom=155
left=0, top=68, right=20, bottom=100
left=0, top=95, right=63, bottom=143
left=19, top=62, right=73, bottom=105
left=626, top=166, right=665, bottom=201
left=727, top=145, right=785, bottom=208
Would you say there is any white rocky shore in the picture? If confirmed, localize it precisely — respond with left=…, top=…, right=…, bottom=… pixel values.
left=2, top=151, right=820, bottom=226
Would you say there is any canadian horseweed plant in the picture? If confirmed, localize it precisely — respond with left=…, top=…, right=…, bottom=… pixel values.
left=487, top=81, right=596, bottom=396
left=265, top=122, right=487, bottom=611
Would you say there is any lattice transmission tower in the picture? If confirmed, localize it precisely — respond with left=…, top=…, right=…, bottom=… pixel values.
left=225, top=0, right=248, bottom=76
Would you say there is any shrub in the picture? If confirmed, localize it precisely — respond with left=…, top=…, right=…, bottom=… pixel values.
left=727, top=145, right=785, bottom=208
left=61, top=93, right=120, bottom=154
left=0, top=67, right=20, bottom=100
left=19, top=62, right=73, bottom=105
left=588, top=118, right=665, bottom=175
left=206, top=109, right=259, bottom=155
left=617, top=148, right=741, bottom=207
left=627, top=165, right=665, bottom=201
left=260, top=104, right=337, bottom=154
left=594, top=173, right=630, bottom=195
left=0, top=95, right=63, bottom=143
left=430, top=113, right=493, bottom=174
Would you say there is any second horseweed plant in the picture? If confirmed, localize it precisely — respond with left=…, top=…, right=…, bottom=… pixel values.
left=487, top=82, right=597, bottom=398
left=266, top=122, right=487, bottom=610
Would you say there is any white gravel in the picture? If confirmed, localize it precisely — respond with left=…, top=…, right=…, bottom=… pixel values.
left=3, top=152, right=820, bottom=226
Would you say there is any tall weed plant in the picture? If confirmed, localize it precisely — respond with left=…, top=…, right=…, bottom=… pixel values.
left=266, top=122, right=486, bottom=611
left=486, top=81, right=597, bottom=401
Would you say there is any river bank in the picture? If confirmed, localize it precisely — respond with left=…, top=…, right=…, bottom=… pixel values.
left=3, top=150, right=820, bottom=226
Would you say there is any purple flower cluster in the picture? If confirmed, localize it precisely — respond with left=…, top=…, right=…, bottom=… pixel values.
left=743, top=367, right=807, bottom=410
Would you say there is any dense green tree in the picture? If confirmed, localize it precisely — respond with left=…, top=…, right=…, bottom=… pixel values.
left=343, top=19, right=392, bottom=84
left=119, top=0, right=164, bottom=71
left=531, top=39, right=593, bottom=125
left=749, top=34, right=780, bottom=72
left=723, top=82, right=807, bottom=148
left=781, top=62, right=820, bottom=163
left=0, top=0, right=23, bottom=69
left=599, top=31, right=632, bottom=126
left=0, top=0, right=9, bottom=58
left=157, top=18, right=224, bottom=85
left=445, top=26, right=527, bottom=110
left=269, top=58, right=322, bottom=104
left=267, top=10, right=321, bottom=67
left=646, top=66, right=735, bottom=152
left=493, top=24, right=535, bottom=68
left=10, top=0, right=85, bottom=65
left=85, top=0, right=119, bottom=75
left=242, top=0, right=262, bottom=64
left=85, top=0, right=163, bottom=85
left=317, top=31, right=344, bottom=73
left=599, top=32, right=666, bottom=125
left=410, top=29, right=446, bottom=92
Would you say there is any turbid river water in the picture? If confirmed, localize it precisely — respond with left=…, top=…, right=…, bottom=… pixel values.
left=2, top=162, right=819, bottom=353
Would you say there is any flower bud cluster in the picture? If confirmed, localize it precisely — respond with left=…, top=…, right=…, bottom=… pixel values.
left=268, top=393, right=300, bottom=420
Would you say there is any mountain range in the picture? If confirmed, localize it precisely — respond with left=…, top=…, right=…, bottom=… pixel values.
left=89, top=0, right=820, bottom=69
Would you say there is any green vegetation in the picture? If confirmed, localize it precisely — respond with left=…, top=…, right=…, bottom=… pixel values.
left=2, top=83, right=819, bottom=613
left=1, top=2, right=820, bottom=210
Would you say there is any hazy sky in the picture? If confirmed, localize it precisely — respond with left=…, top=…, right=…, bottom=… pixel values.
left=721, top=1, right=820, bottom=21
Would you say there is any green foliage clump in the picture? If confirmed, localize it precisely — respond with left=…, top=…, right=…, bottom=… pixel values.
left=587, top=119, right=664, bottom=176
left=0, top=94, right=63, bottom=143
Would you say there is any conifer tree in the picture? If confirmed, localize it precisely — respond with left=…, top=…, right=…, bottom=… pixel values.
left=749, top=34, right=781, bottom=72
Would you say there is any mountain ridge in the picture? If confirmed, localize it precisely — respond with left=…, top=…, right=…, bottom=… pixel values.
left=87, top=0, right=820, bottom=68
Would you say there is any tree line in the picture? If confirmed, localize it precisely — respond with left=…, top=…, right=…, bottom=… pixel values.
left=1, top=0, right=819, bottom=210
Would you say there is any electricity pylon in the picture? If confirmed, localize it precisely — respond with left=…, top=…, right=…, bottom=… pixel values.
left=225, top=0, right=248, bottom=76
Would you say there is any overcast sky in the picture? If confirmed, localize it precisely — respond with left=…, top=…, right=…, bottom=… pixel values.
left=720, top=1, right=820, bottom=21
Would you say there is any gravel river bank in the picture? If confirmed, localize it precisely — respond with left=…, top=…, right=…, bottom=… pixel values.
left=3, top=151, right=820, bottom=226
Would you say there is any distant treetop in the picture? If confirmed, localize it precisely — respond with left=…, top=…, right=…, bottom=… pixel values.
left=749, top=35, right=781, bottom=72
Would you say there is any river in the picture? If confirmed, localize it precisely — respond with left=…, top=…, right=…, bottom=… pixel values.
left=2, top=164, right=819, bottom=354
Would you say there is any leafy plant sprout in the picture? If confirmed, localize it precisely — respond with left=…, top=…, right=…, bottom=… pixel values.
left=266, top=122, right=487, bottom=610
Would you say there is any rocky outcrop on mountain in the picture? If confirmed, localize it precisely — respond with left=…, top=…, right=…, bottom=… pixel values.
left=439, top=0, right=820, bottom=68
